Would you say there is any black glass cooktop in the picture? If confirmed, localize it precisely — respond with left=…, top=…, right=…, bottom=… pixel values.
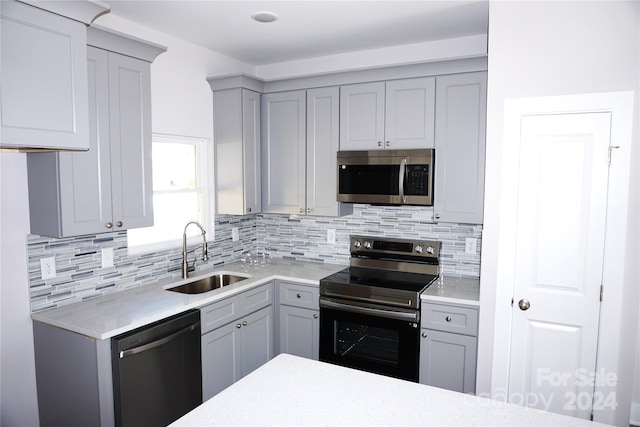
left=320, top=267, right=438, bottom=294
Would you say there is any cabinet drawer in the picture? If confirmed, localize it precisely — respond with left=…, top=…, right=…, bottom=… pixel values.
left=201, top=283, right=273, bottom=334
left=421, top=302, right=478, bottom=336
left=278, top=281, right=319, bottom=310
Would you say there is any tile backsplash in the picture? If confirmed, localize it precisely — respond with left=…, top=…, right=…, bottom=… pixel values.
left=27, top=204, right=481, bottom=312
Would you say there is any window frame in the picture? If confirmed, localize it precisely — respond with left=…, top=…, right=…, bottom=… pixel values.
left=127, top=134, right=215, bottom=255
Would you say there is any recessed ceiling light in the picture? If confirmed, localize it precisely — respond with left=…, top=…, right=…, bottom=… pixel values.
left=251, top=11, right=279, bottom=23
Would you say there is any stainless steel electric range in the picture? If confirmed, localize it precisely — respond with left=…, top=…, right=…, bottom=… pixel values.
left=319, top=235, right=441, bottom=382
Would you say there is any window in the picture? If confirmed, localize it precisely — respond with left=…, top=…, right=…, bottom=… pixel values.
left=128, top=134, right=214, bottom=253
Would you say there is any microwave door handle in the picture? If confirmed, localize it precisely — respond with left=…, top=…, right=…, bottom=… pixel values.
left=399, top=158, right=407, bottom=203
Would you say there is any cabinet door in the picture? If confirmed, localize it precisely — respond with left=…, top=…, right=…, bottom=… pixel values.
left=279, top=305, right=319, bottom=360
left=306, top=87, right=342, bottom=217
left=242, top=89, right=262, bottom=214
left=214, top=88, right=261, bottom=215
left=339, top=82, right=385, bottom=150
left=1, top=1, right=89, bottom=150
left=57, top=47, right=114, bottom=236
left=239, top=306, right=274, bottom=378
left=433, top=72, right=487, bottom=224
left=108, top=52, right=154, bottom=230
left=385, top=77, right=435, bottom=149
left=201, top=321, right=241, bottom=400
left=261, top=91, right=306, bottom=214
left=419, top=329, right=477, bottom=394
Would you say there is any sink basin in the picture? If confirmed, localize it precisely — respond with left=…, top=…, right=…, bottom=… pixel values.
left=167, top=273, right=249, bottom=294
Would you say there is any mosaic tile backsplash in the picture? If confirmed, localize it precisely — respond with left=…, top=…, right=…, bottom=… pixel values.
left=27, top=204, right=482, bottom=312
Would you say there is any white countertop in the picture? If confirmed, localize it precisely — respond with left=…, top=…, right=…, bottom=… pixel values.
left=170, top=354, right=606, bottom=427
left=31, top=259, right=345, bottom=340
left=421, top=275, right=480, bottom=306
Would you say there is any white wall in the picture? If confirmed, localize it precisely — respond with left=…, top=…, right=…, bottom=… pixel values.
left=478, top=1, right=639, bottom=426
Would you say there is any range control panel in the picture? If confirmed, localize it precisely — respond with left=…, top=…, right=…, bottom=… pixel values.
left=350, top=235, right=440, bottom=259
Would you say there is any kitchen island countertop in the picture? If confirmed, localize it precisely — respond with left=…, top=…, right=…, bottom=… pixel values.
left=170, top=353, right=606, bottom=427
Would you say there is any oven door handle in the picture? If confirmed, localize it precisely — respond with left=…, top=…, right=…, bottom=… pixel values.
left=320, top=298, right=419, bottom=322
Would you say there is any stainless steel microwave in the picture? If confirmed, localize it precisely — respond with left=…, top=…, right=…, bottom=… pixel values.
left=337, top=149, right=434, bottom=206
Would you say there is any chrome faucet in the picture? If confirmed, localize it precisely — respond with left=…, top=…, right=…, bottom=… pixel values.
left=182, top=221, right=208, bottom=279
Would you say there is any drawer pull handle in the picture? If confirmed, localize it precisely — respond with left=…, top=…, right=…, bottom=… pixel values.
left=236, top=323, right=242, bottom=328
left=421, top=332, right=427, bottom=338
left=296, top=293, right=301, bottom=299
left=242, top=321, right=248, bottom=326
left=313, top=314, right=318, bottom=319
left=445, top=316, right=452, bottom=322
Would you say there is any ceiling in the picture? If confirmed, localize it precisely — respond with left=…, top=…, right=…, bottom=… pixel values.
left=106, top=1, right=489, bottom=65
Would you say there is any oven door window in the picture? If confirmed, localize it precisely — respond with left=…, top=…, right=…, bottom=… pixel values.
left=319, top=301, right=420, bottom=382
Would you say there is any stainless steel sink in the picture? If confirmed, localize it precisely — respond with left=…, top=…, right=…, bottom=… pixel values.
left=167, top=273, right=249, bottom=294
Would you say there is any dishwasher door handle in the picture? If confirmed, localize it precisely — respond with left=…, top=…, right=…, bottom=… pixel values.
left=119, top=321, right=200, bottom=359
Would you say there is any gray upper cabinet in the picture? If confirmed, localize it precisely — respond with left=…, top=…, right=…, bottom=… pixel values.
left=262, top=88, right=351, bottom=217
left=27, top=29, right=165, bottom=238
left=339, top=77, right=435, bottom=151
left=261, top=90, right=306, bottom=214
left=433, top=72, right=487, bottom=224
left=0, top=1, right=108, bottom=150
left=213, top=88, right=262, bottom=215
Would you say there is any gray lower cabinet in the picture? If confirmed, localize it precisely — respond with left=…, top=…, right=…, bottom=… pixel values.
left=261, top=88, right=352, bottom=217
left=433, top=71, right=487, bottom=224
left=277, top=280, right=320, bottom=360
left=27, top=29, right=163, bottom=238
left=200, top=283, right=274, bottom=400
left=33, top=321, right=116, bottom=427
left=419, top=301, right=479, bottom=394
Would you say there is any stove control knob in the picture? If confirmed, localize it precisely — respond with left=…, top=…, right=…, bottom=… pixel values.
left=353, top=240, right=362, bottom=248
left=415, top=245, right=424, bottom=254
left=426, top=246, right=435, bottom=254
left=363, top=241, right=372, bottom=249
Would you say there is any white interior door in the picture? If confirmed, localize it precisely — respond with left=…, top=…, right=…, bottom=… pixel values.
left=508, top=112, right=611, bottom=419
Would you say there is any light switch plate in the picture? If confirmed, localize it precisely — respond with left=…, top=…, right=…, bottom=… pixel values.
left=40, top=256, right=56, bottom=280
left=327, top=229, right=336, bottom=244
left=231, top=227, right=239, bottom=242
left=465, top=237, right=477, bottom=254
left=102, top=247, right=114, bottom=268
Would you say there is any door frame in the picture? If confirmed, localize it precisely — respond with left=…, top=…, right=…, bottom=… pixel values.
left=480, top=91, right=635, bottom=425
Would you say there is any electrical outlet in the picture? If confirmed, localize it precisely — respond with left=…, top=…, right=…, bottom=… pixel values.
left=102, top=248, right=114, bottom=268
left=327, top=229, right=336, bottom=244
left=465, top=237, right=477, bottom=254
left=231, top=227, right=239, bottom=242
left=40, top=256, right=56, bottom=280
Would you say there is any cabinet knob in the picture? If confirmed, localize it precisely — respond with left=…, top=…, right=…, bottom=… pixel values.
left=106, top=222, right=113, bottom=229
left=247, top=207, right=252, bottom=213
left=296, top=293, right=301, bottom=299
left=116, top=221, right=123, bottom=228
left=299, top=208, right=304, bottom=214
left=434, top=214, right=441, bottom=220
left=445, top=316, right=452, bottom=322
left=518, top=299, right=531, bottom=311
left=421, top=332, right=427, bottom=338
left=242, top=321, right=248, bottom=326
left=377, top=141, right=383, bottom=147
left=313, top=314, right=318, bottom=319
left=236, top=323, right=242, bottom=328
left=307, top=208, right=311, bottom=213
left=385, top=141, right=390, bottom=147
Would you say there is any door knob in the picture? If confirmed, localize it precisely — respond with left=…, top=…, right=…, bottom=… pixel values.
left=518, top=299, right=531, bottom=311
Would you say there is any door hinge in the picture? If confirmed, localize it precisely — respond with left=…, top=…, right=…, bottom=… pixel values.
left=590, top=412, right=594, bottom=421
left=608, top=145, right=620, bottom=165
left=600, top=284, right=603, bottom=302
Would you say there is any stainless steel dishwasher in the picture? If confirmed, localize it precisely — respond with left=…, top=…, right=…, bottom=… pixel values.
left=112, top=309, right=202, bottom=427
